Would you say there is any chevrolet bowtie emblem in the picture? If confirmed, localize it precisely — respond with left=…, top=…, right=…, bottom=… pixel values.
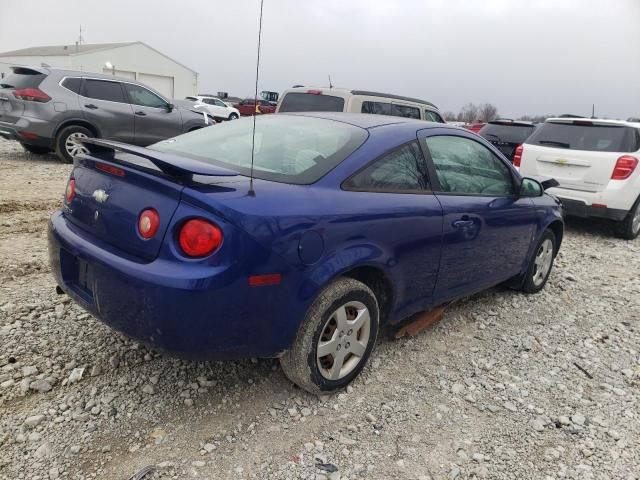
left=92, top=189, right=109, bottom=203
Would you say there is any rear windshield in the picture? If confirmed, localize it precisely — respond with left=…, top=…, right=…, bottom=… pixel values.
left=527, top=122, right=640, bottom=152
left=279, top=93, right=345, bottom=113
left=0, top=69, right=46, bottom=89
left=479, top=123, right=535, bottom=144
left=149, top=115, right=367, bottom=184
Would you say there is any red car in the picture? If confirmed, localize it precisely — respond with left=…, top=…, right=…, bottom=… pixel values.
left=234, top=98, right=277, bottom=116
left=465, top=122, right=486, bottom=133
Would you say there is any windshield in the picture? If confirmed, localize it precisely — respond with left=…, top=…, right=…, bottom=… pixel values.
left=279, top=93, right=345, bottom=113
left=149, top=115, right=368, bottom=184
left=479, top=124, right=535, bottom=144
left=527, top=122, right=639, bottom=152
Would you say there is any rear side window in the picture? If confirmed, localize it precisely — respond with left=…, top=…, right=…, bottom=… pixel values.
left=344, top=142, right=429, bottom=192
left=527, top=122, right=640, bottom=152
left=82, top=79, right=126, bottom=103
left=279, top=93, right=345, bottom=112
left=424, top=110, right=445, bottom=123
left=479, top=123, right=535, bottom=144
left=361, top=101, right=392, bottom=115
left=61, top=77, right=82, bottom=94
left=0, top=68, right=46, bottom=89
left=391, top=104, right=421, bottom=119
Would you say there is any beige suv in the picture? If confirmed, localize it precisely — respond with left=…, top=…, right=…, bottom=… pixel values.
left=276, top=87, right=444, bottom=123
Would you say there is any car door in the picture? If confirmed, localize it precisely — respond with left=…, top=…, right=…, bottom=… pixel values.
left=419, top=129, right=538, bottom=303
left=79, top=78, right=134, bottom=142
left=342, top=141, right=443, bottom=317
left=122, top=83, right=183, bottom=145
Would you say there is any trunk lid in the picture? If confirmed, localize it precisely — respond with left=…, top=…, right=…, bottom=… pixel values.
left=520, top=119, right=640, bottom=192
left=66, top=139, right=239, bottom=261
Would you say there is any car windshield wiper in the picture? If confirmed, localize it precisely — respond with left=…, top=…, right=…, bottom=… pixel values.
left=0, top=83, right=14, bottom=88
left=539, top=140, right=570, bottom=148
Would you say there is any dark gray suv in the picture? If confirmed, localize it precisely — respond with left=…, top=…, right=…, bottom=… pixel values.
left=0, top=66, right=210, bottom=163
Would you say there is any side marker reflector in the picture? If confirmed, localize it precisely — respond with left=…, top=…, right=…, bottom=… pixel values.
left=248, top=274, right=282, bottom=287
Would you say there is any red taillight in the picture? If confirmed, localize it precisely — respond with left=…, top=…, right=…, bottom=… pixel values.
left=20, top=131, right=39, bottom=140
left=513, top=144, right=524, bottom=167
left=65, top=179, right=76, bottom=203
left=13, top=88, right=51, bottom=103
left=96, top=162, right=125, bottom=177
left=611, top=155, right=638, bottom=180
left=307, top=90, right=323, bottom=95
left=178, top=218, right=223, bottom=257
left=138, top=209, right=160, bottom=239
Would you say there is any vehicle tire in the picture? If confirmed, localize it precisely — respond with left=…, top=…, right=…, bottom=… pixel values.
left=520, top=229, right=557, bottom=294
left=55, top=125, right=93, bottom=164
left=280, top=277, right=379, bottom=394
left=21, top=144, right=51, bottom=155
left=228, top=113, right=239, bottom=120
left=614, top=197, right=640, bottom=240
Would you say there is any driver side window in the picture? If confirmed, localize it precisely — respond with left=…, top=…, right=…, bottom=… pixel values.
left=124, top=84, right=166, bottom=108
left=423, top=135, right=514, bottom=196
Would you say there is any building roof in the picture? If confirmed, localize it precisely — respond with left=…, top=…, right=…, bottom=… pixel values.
left=0, top=42, right=136, bottom=57
left=0, top=41, right=197, bottom=74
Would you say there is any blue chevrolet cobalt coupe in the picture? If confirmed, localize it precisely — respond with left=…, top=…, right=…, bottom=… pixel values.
left=48, top=113, right=563, bottom=393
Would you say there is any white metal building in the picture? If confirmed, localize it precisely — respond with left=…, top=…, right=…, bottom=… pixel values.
left=0, top=42, right=198, bottom=99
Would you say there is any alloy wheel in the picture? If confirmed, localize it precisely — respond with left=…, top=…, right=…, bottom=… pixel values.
left=316, top=301, right=371, bottom=381
left=632, top=204, right=640, bottom=235
left=532, top=238, right=554, bottom=286
left=65, top=132, right=89, bottom=158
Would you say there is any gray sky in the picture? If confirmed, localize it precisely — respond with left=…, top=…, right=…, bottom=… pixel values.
left=1, top=0, right=639, bottom=119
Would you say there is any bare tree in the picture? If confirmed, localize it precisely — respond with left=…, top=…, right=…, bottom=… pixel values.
left=442, top=111, right=457, bottom=121
left=460, top=103, right=479, bottom=124
left=478, top=103, right=499, bottom=122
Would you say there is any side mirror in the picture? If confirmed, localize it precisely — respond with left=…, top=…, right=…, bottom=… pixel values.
left=166, top=103, right=175, bottom=112
left=519, top=177, right=544, bottom=197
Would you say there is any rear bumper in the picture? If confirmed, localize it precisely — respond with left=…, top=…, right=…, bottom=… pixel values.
left=48, top=210, right=300, bottom=359
left=0, top=118, right=54, bottom=147
left=557, top=197, right=627, bottom=221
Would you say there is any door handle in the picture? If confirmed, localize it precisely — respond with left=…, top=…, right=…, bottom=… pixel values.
left=452, top=219, right=475, bottom=228
left=134, top=111, right=147, bottom=116
left=84, top=104, right=98, bottom=110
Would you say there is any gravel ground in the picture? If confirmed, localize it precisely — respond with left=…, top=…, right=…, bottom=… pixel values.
left=0, top=138, right=639, bottom=480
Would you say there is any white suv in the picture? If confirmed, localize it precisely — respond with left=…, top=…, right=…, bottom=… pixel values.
left=517, top=118, right=640, bottom=239
left=185, top=95, right=240, bottom=121
left=276, top=87, right=445, bottom=123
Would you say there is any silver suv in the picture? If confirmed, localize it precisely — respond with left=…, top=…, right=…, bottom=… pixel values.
left=0, top=66, right=210, bottom=163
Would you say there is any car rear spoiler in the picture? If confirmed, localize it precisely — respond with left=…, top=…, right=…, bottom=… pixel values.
left=79, top=138, right=238, bottom=178
left=528, top=175, right=560, bottom=190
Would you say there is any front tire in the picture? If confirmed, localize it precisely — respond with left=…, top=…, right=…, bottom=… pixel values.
left=520, top=229, right=556, bottom=293
left=614, top=197, right=640, bottom=240
left=228, top=113, right=239, bottom=120
left=280, top=277, right=379, bottom=394
left=55, top=125, right=93, bottom=164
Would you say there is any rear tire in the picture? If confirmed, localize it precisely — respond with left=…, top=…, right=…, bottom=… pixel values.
left=55, top=125, right=93, bottom=164
left=280, top=277, right=379, bottom=394
left=519, top=229, right=556, bottom=294
left=21, top=144, right=51, bottom=155
left=614, top=197, right=640, bottom=240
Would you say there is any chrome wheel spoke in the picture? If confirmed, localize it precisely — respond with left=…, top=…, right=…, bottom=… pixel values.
left=347, top=308, right=369, bottom=331
left=334, top=306, right=348, bottom=330
left=349, top=340, right=367, bottom=357
left=317, top=335, right=339, bottom=358
left=328, top=350, right=346, bottom=380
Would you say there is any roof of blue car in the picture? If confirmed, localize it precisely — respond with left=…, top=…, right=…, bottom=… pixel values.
left=282, top=112, right=427, bottom=129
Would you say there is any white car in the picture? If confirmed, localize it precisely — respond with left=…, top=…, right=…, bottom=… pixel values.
left=517, top=117, right=640, bottom=239
left=185, top=96, right=240, bottom=121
